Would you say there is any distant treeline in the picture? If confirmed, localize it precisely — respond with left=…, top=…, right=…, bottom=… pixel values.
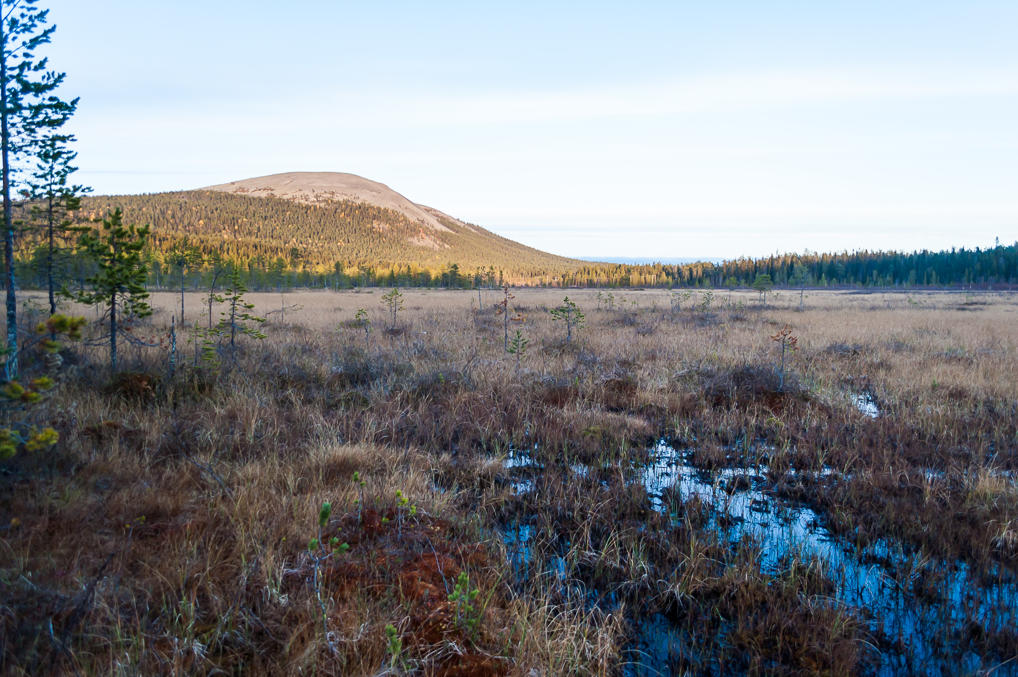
left=13, top=239, right=1018, bottom=293
left=558, top=244, right=1018, bottom=289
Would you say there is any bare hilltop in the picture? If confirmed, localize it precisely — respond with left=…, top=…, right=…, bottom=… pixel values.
left=203, top=171, right=459, bottom=234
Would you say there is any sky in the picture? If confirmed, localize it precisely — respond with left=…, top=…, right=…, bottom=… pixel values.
left=40, top=1, right=1018, bottom=260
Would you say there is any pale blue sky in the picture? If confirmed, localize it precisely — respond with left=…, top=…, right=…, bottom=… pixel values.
left=43, top=1, right=1018, bottom=259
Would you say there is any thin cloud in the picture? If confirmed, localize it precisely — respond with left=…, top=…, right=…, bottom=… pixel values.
left=74, top=66, right=1018, bottom=134
left=312, top=66, right=1018, bottom=128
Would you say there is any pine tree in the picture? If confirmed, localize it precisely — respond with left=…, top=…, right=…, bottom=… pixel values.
left=791, top=263, right=809, bottom=311
left=74, top=209, right=152, bottom=374
left=550, top=296, right=585, bottom=342
left=216, top=263, right=264, bottom=353
left=22, top=111, right=89, bottom=316
left=166, top=238, right=202, bottom=324
left=752, top=273, right=773, bottom=304
left=1, top=0, right=74, bottom=380
left=380, top=287, right=403, bottom=330
left=204, top=250, right=227, bottom=329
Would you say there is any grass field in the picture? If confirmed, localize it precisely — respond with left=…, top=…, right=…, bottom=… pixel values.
left=2, top=287, right=1017, bottom=675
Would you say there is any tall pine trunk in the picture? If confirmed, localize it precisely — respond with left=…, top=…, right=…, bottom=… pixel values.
left=229, top=296, right=237, bottom=349
left=109, top=292, right=117, bottom=375
left=47, top=191, right=56, bottom=315
left=180, top=267, right=185, bottom=324
left=1, top=18, right=16, bottom=381
left=110, top=239, right=121, bottom=375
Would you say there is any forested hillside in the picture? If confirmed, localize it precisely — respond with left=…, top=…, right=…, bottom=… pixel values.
left=77, top=190, right=579, bottom=280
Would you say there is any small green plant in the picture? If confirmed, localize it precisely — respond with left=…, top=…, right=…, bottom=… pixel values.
left=596, top=290, right=616, bottom=311
left=385, top=623, right=404, bottom=671
left=507, top=328, right=528, bottom=369
left=394, top=489, right=417, bottom=537
left=670, top=290, right=692, bottom=313
left=0, top=423, right=57, bottom=460
left=308, top=500, right=349, bottom=655
left=448, top=570, right=482, bottom=640
left=698, top=290, right=714, bottom=312
left=381, top=288, right=404, bottom=330
left=1, top=314, right=85, bottom=459
left=550, top=296, right=585, bottom=342
left=190, top=322, right=220, bottom=369
left=34, top=313, right=86, bottom=357
left=352, top=470, right=367, bottom=522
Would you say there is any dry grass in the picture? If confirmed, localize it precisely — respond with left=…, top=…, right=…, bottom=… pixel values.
left=2, top=288, right=1017, bottom=675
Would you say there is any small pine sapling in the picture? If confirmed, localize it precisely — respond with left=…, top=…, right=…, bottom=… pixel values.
left=507, top=328, right=528, bottom=369
left=550, top=296, right=585, bottom=342
left=354, top=308, right=370, bottom=348
left=381, top=287, right=404, bottom=330
left=352, top=471, right=366, bottom=523
left=495, top=284, right=516, bottom=351
left=168, top=315, right=177, bottom=379
left=698, top=290, right=714, bottom=312
left=204, top=251, right=227, bottom=329
left=308, top=501, right=350, bottom=655
left=770, top=324, right=799, bottom=392
left=385, top=623, right=405, bottom=672
left=216, top=264, right=266, bottom=354
left=394, top=488, right=417, bottom=537
left=448, top=570, right=482, bottom=640
left=190, top=322, right=219, bottom=369
left=670, top=290, right=692, bottom=313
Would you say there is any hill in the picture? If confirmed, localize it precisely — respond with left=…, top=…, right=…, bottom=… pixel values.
left=76, top=172, right=582, bottom=284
